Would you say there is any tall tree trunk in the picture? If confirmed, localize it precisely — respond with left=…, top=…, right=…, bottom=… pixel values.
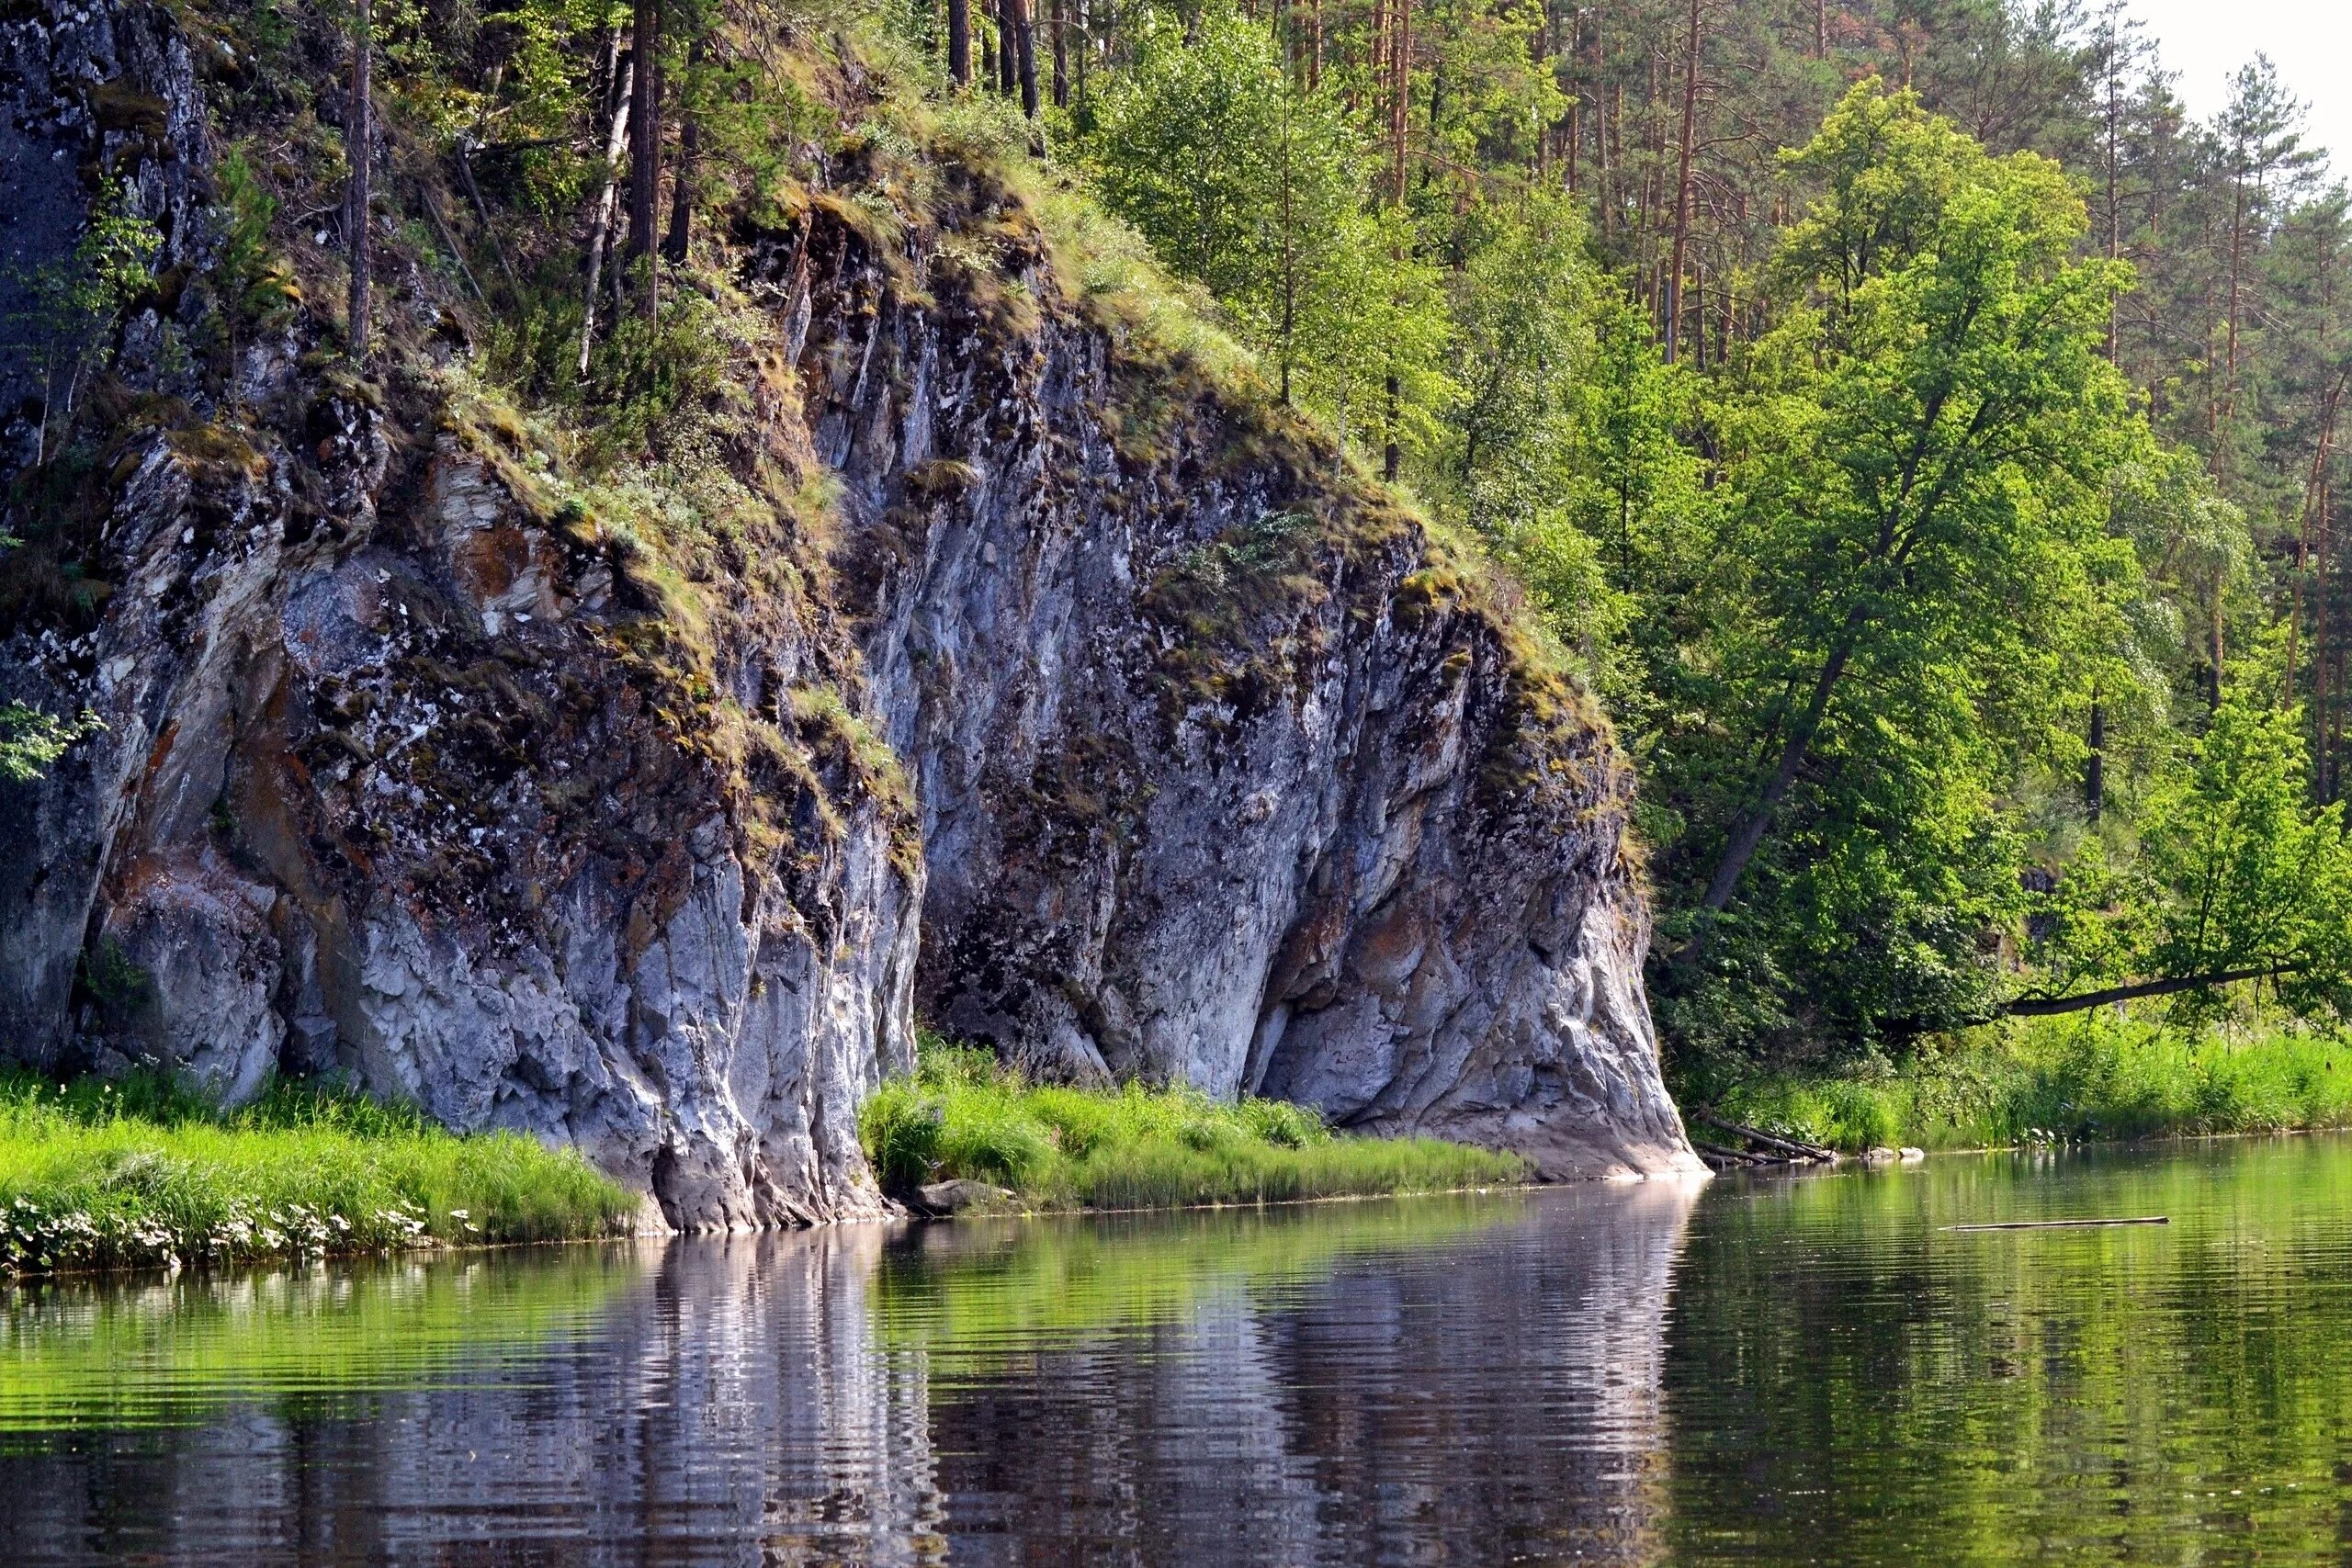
left=578, top=57, right=636, bottom=376
left=455, top=147, right=520, bottom=294
left=2210, top=577, right=2226, bottom=711
left=949, top=0, right=971, bottom=84
left=345, top=0, right=372, bottom=361
left=1388, top=0, right=1409, bottom=203
left=2086, top=698, right=2104, bottom=824
left=590, top=25, right=620, bottom=123
left=1050, top=0, right=1067, bottom=106
left=1607, top=81, right=1623, bottom=243
left=2204, top=288, right=2220, bottom=446
left=1814, top=0, right=1826, bottom=58
left=2324, top=476, right=2337, bottom=800
left=1663, top=0, right=1700, bottom=363
left=997, top=0, right=1016, bottom=96
left=1691, top=260, right=1708, bottom=370
left=1377, top=0, right=1407, bottom=483
left=628, top=0, right=662, bottom=321
left=2316, top=226, right=2344, bottom=752
left=1699, top=629, right=1857, bottom=912
left=2100, top=23, right=2125, bottom=360
left=1012, top=0, right=1038, bottom=117
left=2222, top=172, right=2247, bottom=438
left=662, top=48, right=699, bottom=265
left=1565, top=96, right=1577, bottom=193
left=2294, top=385, right=2343, bottom=755
left=1383, top=371, right=1401, bottom=482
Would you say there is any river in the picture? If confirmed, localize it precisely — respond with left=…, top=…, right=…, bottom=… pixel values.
left=5, top=1135, right=2352, bottom=1563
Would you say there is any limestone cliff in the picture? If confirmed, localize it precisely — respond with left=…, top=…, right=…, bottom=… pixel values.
left=0, top=0, right=1701, bottom=1226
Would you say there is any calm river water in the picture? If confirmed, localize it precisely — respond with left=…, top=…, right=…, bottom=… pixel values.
left=6, top=1136, right=2352, bottom=1564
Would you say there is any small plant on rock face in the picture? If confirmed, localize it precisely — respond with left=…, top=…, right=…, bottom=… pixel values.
left=75, top=938, right=153, bottom=1018
left=206, top=146, right=298, bottom=362
left=4, top=176, right=163, bottom=467
left=577, top=281, right=730, bottom=466
left=0, top=702, right=100, bottom=784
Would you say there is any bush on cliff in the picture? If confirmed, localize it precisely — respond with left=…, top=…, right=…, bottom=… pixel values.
left=859, top=1043, right=1529, bottom=1210
left=0, top=1075, right=636, bottom=1274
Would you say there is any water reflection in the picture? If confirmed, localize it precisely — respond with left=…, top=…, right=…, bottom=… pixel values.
left=1663, top=1140, right=2352, bottom=1565
left=18, top=1141, right=2352, bottom=1563
left=894, top=1184, right=1699, bottom=1564
left=0, top=1183, right=1701, bottom=1565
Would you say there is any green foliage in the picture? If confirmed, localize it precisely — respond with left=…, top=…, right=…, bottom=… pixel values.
left=0, top=1072, right=635, bottom=1273
left=1460, top=272, right=1709, bottom=706
left=577, top=279, right=735, bottom=463
left=1647, top=84, right=2143, bottom=1058
left=1080, top=6, right=1450, bottom=434
left=208, top=146, right=299, bottom=340
left=0, top=703, right=98, bottom=784
left=4, top=175, right=162, bottom=457
left=115, top=0, right=2352, bottom=1089
left=857, top=1038, right=1527, bottom=1210
left=1716, top=1013, right=2352, bottom=1153
left=2138, top=695, right=2351, bottom=1010
left=2028, top=683, right=2352, bottom=1021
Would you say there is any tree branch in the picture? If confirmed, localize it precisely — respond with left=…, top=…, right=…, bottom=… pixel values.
left=1996, top=961, right=2307, bottom=1020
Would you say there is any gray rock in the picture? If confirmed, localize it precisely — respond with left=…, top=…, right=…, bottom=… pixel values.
left=800, top=213, right=1703, bottom=1180
left=916, top=1179, right=1017, bottom=1216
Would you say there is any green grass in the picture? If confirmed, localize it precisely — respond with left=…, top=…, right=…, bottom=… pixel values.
left=0, top=1074, right=637, bottom=1274
left=858, top=1044, right=1529, bottom=1211
left=1707, top=1012, right=2352, bottom=1154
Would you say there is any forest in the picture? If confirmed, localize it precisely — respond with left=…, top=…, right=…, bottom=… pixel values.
left=14, top=0, right=2352, bottom=1115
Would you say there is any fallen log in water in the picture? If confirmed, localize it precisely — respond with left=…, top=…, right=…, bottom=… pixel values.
left=1943, top=1216, right=2169, bottom=1232
left=1689, top=1112, right=1838, bottom=1164
left=1691, top=1139, right=1773, bottom=1168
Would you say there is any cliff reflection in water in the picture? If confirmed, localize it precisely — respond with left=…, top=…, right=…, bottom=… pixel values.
left=0, top=1183, right=1701, bottom=1566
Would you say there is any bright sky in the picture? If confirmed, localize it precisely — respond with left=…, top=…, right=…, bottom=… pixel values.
left=2126, top=0, right=2352, bottom=170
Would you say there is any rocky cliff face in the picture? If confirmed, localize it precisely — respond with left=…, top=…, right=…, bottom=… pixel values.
left=789, top=198, right=1697, bottom=1179
left=0, top=0, right=1700, bottom=1226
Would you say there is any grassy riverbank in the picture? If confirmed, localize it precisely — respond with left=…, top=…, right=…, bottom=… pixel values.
left=858, top=1046, right=1529, bottom=1211
left=1705, top=1013, right=2352, bottom=1154
left=0, top=1075, right=636, bottom=1274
